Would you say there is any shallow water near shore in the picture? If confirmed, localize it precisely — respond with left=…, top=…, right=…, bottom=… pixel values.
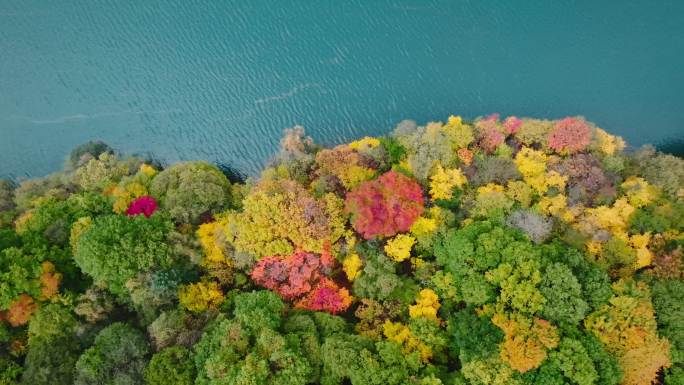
left=1, top=0, right=683, bottom=179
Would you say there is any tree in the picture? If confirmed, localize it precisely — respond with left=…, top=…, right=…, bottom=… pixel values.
left=320, top=332, right=445, bottom=385
left=68, top=140, right=113, bottom=169
left=447, top=309, right=503, bottom=364
left=0, top=357, right=21, bottom=385
left=491, top=312, right=559, bottom=373
left=345, top=171, right=424, bottom=239
left=0, top=179, right=16, bottom=228
left=352, top=243, right=413, bottom=302
left=26, top=304, right=77, bottom=346
left=145, top=346, right=195, bottom=385
left=547, top=117, right=591, bottom=155
left=539, top=263, right=589, bottom=325
left=150, top=161, right=231, bottom=224
left=434, top=220, right=546, bottom=313
left=21, top=338, right=81, bottom=385
left=467, top=156, right=520, bottom=188
left=193, top=291, right=323, bottom=385
left=550, top=153, right=615, bottom=205
left=505, top=210, right=552, bottom=244
left=576, top=332, right=622, bottom=385
left=651, top=278, right=684, bottom=384
left=74, top=285, right=115, bottom=323
left=429, top=164, right=467, bottom=200
left=629, top=146, right=684, bottom=198
left=73, top=214, right=173, bottom=296
left=539, top=243, right=613, bottom=311
left=584, top=281, right=671, bottom=385
left=74, top=322, right=149, bottom=385
left=0, top=247, right=43, bottom=314
left=314, top=145, right=378, bottom=190
left=147, top=309, right=211, bottom=351
left=178, top=281, right=224, bottom=313
left=525, top=338, right=598, bottom=385
left=460, top=356, right=524, bottom=385
left=514, top=118, right=553, bottom=147
left=227, top=179, right=345, bottom=258
left=354, top=298, right=403, bottom=340
left=392, top=117, right=473, bottom=181
left=74, top=152, right=136, bottom=192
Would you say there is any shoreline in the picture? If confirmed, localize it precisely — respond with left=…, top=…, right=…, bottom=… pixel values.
left=1, top=114, right=682, bottom=385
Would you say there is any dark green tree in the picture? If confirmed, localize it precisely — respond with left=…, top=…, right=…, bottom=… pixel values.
left=74, top=322, right=149, bottom=385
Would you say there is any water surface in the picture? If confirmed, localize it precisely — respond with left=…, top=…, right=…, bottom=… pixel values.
left=1, top=0, right=683, bottom=179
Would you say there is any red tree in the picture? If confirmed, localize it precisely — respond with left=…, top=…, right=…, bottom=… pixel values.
left=548, top=117, right=591, bottom=155
left=250, top=250, right=351, bottom=314
left=344, top=171, right=424, bottom=239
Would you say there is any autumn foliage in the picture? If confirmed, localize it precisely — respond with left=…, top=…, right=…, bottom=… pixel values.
left=251, top=250, right=351, bottom=313
left=125, top=195, right=158, bottom=217
left=1, top=114, right=681, bottom=385
left=345, top=170, right=425, bottom=239
left=548, top=117, right=591, bottom=155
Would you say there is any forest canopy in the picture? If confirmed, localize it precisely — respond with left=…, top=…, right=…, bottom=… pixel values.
left=1, top=114, right=683, bottom=385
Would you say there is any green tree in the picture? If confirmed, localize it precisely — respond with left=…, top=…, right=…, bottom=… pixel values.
left=20, top=304, right=84, bottom=385
left=150, top=161, right=231, bottom=224
left=447, top=309, right=503, bottom=364
left=68, top=140, right=113, bottom=169
left=539, top=263, right=589, bottom=325
left=0, top=357, right=21, bottom=385
left=27, top=304, right=77, bottom=346
left=21, top=339, right=81, bottom=385
left=524, top=338, right=597, bottom=385
left=74, top=214, right=173, bottom=296
left=193, top=291, right=318, bottom=385
left=433, top=221, right=520, bottom=306
left=651, top=278, right=684, bottom=384
left=145, top=346, right=195, bottom=385
left=74, top=322, right=149, bottom=385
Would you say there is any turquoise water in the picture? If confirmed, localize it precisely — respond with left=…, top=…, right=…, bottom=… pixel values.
left=1, top=0, right=683, bottom=179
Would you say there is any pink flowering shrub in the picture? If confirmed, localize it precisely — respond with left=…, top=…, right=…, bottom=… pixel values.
left=547, top=117, right=591, bottom=155
left=344, top=171, right=425, bottom=239
left=250, top=250, right=350, bottom=313
left=125, top=196, right=157, bottom=217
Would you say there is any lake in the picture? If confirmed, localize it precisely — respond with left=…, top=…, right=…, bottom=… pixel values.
left=1, top=0, right=683, bottom=179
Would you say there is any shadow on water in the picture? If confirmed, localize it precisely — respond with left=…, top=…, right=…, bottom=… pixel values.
left=656, top=137, right=684, bottom=157
left=216, top=162, right=247, bottom=184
